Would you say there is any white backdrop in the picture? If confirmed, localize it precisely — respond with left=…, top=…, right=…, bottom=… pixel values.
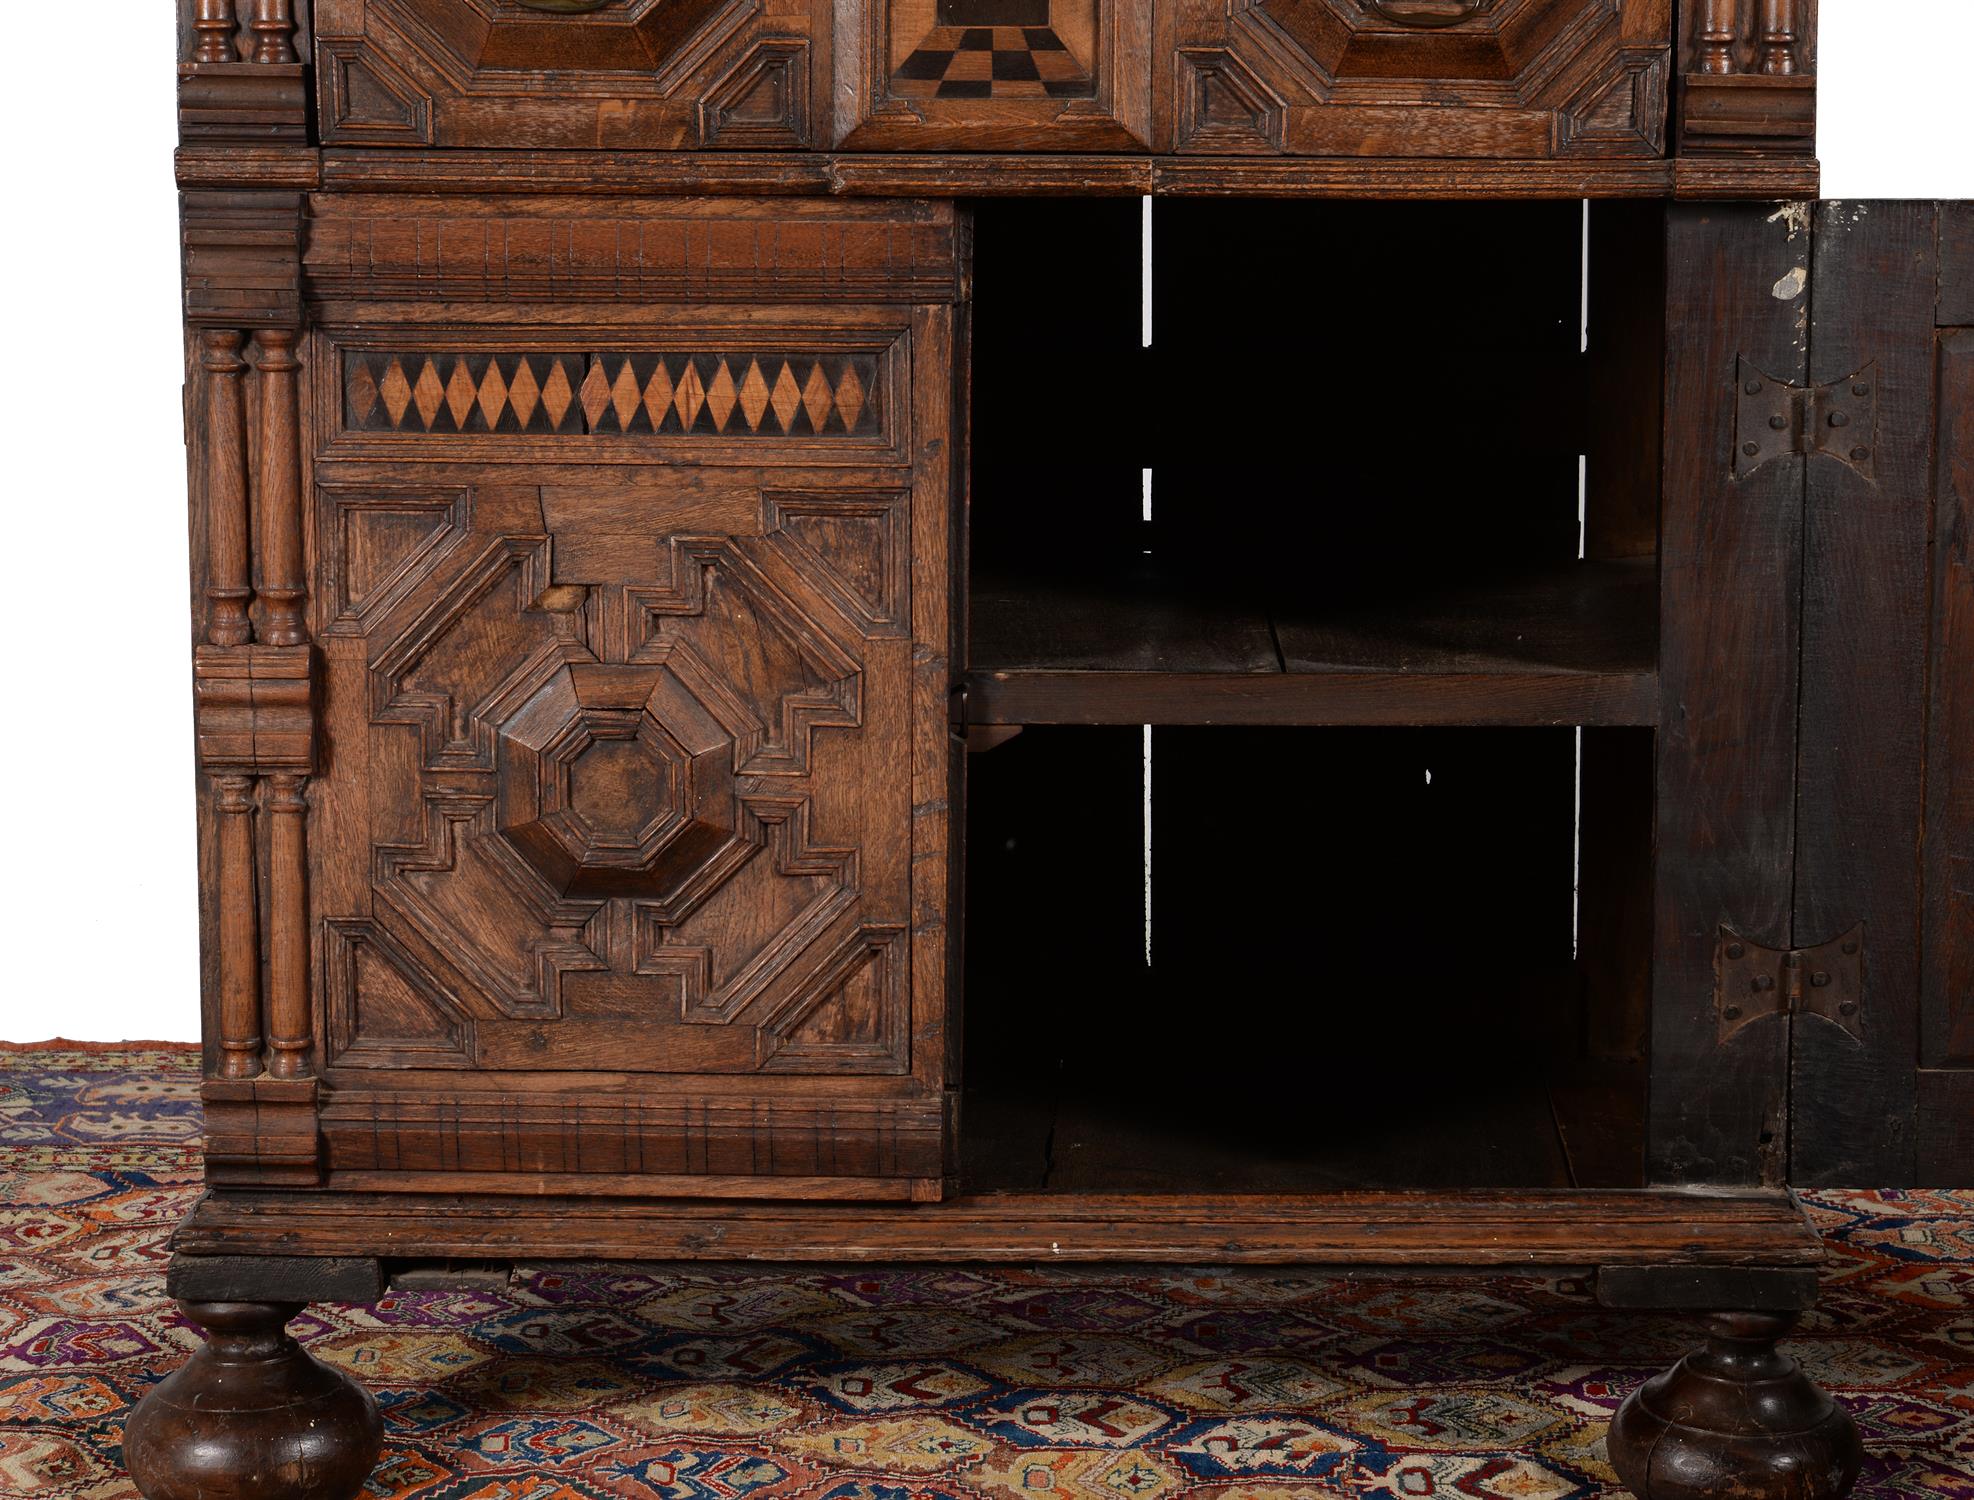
left=1, top=2, right=1968, bottom=1042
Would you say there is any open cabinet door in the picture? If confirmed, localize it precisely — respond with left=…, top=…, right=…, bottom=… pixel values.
left=1789, top=201, right=1974, bottom=1186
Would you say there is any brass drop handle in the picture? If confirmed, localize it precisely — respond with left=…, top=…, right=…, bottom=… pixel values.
left=1363, top=0, right=1489, bottom=27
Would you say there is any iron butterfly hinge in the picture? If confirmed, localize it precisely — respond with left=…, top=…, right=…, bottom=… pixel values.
left=1735, top=356, right=1880, bottom=480
left=1715, top=924, right=1865, bottom=1047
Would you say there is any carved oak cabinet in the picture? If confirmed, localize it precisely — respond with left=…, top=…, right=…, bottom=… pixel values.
left=139, top=0, right=1973, bottom=1496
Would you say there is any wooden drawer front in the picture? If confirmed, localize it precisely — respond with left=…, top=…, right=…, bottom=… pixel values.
left=313, top=0, right=824, bottom=148
left=835, top=0, right=1150, bottom=148
left=1157, top=0, right=1668, bottom=156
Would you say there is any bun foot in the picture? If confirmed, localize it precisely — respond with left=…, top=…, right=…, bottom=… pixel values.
left=124, top=1300, right=382, bottom=1500
left=1609, top=1311, right=1861, bottom=1500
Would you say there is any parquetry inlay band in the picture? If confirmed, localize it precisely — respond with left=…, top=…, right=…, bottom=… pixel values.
left=344, top=352, right=884, bottom=437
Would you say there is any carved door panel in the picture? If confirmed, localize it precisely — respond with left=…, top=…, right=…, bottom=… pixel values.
left=834, top=0, right=1151, bottom=148
left=311, top=0, right=824, bottom=149
left=1154, top=0, right=1670, bottom=156
left=305, top=308, right=959, bottom=1198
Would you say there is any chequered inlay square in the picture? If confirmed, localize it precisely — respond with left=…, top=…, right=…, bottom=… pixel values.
left=343, top=352, right=883, bottom=438
left=892, top=25, right=1093, bottom=99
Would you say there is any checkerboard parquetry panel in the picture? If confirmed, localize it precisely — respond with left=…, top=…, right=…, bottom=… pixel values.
left=891, top=25, right=1094, bottom=100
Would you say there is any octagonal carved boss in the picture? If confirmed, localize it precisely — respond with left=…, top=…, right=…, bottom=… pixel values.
left=495, top=658, right=755, bottom=915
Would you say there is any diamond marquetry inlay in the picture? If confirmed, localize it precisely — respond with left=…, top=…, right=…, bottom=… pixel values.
left=345, top=352, right=884, bottom=437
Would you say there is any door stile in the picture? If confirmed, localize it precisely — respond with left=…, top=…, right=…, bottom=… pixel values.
left=1649, top=202, right=1810, bottom=1186
left=1787, top=201, right=1940, bottom=1185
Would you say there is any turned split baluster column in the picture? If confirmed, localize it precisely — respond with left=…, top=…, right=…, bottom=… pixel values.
left=253, top=330, right=307, bottom=648
left=198, top=326, right=314, bottom=1084
left=1758, top=0, right=1801, bottom=75
left=1695, top=0, right=1740, bottom=74
left=266, top=774, right=312, bottom=1079
left=201, top=330, right=254, bottom=647
left=247, top=0, right=298, bottom=66
left=252, top=328, right=314, bottom=1078
left=1676, top=0, right=1815, bottom=156
left=192, top=0, right=239, bottom=64
left=214, top=775, right=263, bottom=1079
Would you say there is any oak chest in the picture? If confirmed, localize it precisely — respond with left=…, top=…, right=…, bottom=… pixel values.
left=135, top=3, right=1972, bottom=1497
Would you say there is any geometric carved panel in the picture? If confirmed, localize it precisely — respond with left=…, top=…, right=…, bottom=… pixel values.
left=316, top=0, right=826, bottom=148
left=319, top=484, right=473, bottom=636
left=698, top=39, right=812, bottom=146
left=763, top=491, right=909, bottom=636
left=1160, top=0, right=1668, bottom=156
left=323, top=919, right=472, bottom=1068
left=342, top=498, right=912, bottom=1081
left=320, top=38, right=434, bottom=145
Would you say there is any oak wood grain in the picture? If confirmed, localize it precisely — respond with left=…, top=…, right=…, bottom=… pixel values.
left=178, top=1187, right=1827, bottom=1265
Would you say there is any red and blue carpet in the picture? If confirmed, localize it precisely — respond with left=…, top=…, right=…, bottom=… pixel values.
left=1, top=1045, right=1969, bottom=1499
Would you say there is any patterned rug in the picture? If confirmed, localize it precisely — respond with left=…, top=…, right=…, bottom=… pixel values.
left=2, top=1045, right=1970, bottom=1500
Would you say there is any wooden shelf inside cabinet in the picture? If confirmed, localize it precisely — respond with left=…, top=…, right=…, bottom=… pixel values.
left=965, top=557, right=1659, bottom=728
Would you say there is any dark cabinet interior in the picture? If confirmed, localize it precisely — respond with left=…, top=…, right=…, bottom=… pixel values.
left=960, top=198, right=1661, bottom=1193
